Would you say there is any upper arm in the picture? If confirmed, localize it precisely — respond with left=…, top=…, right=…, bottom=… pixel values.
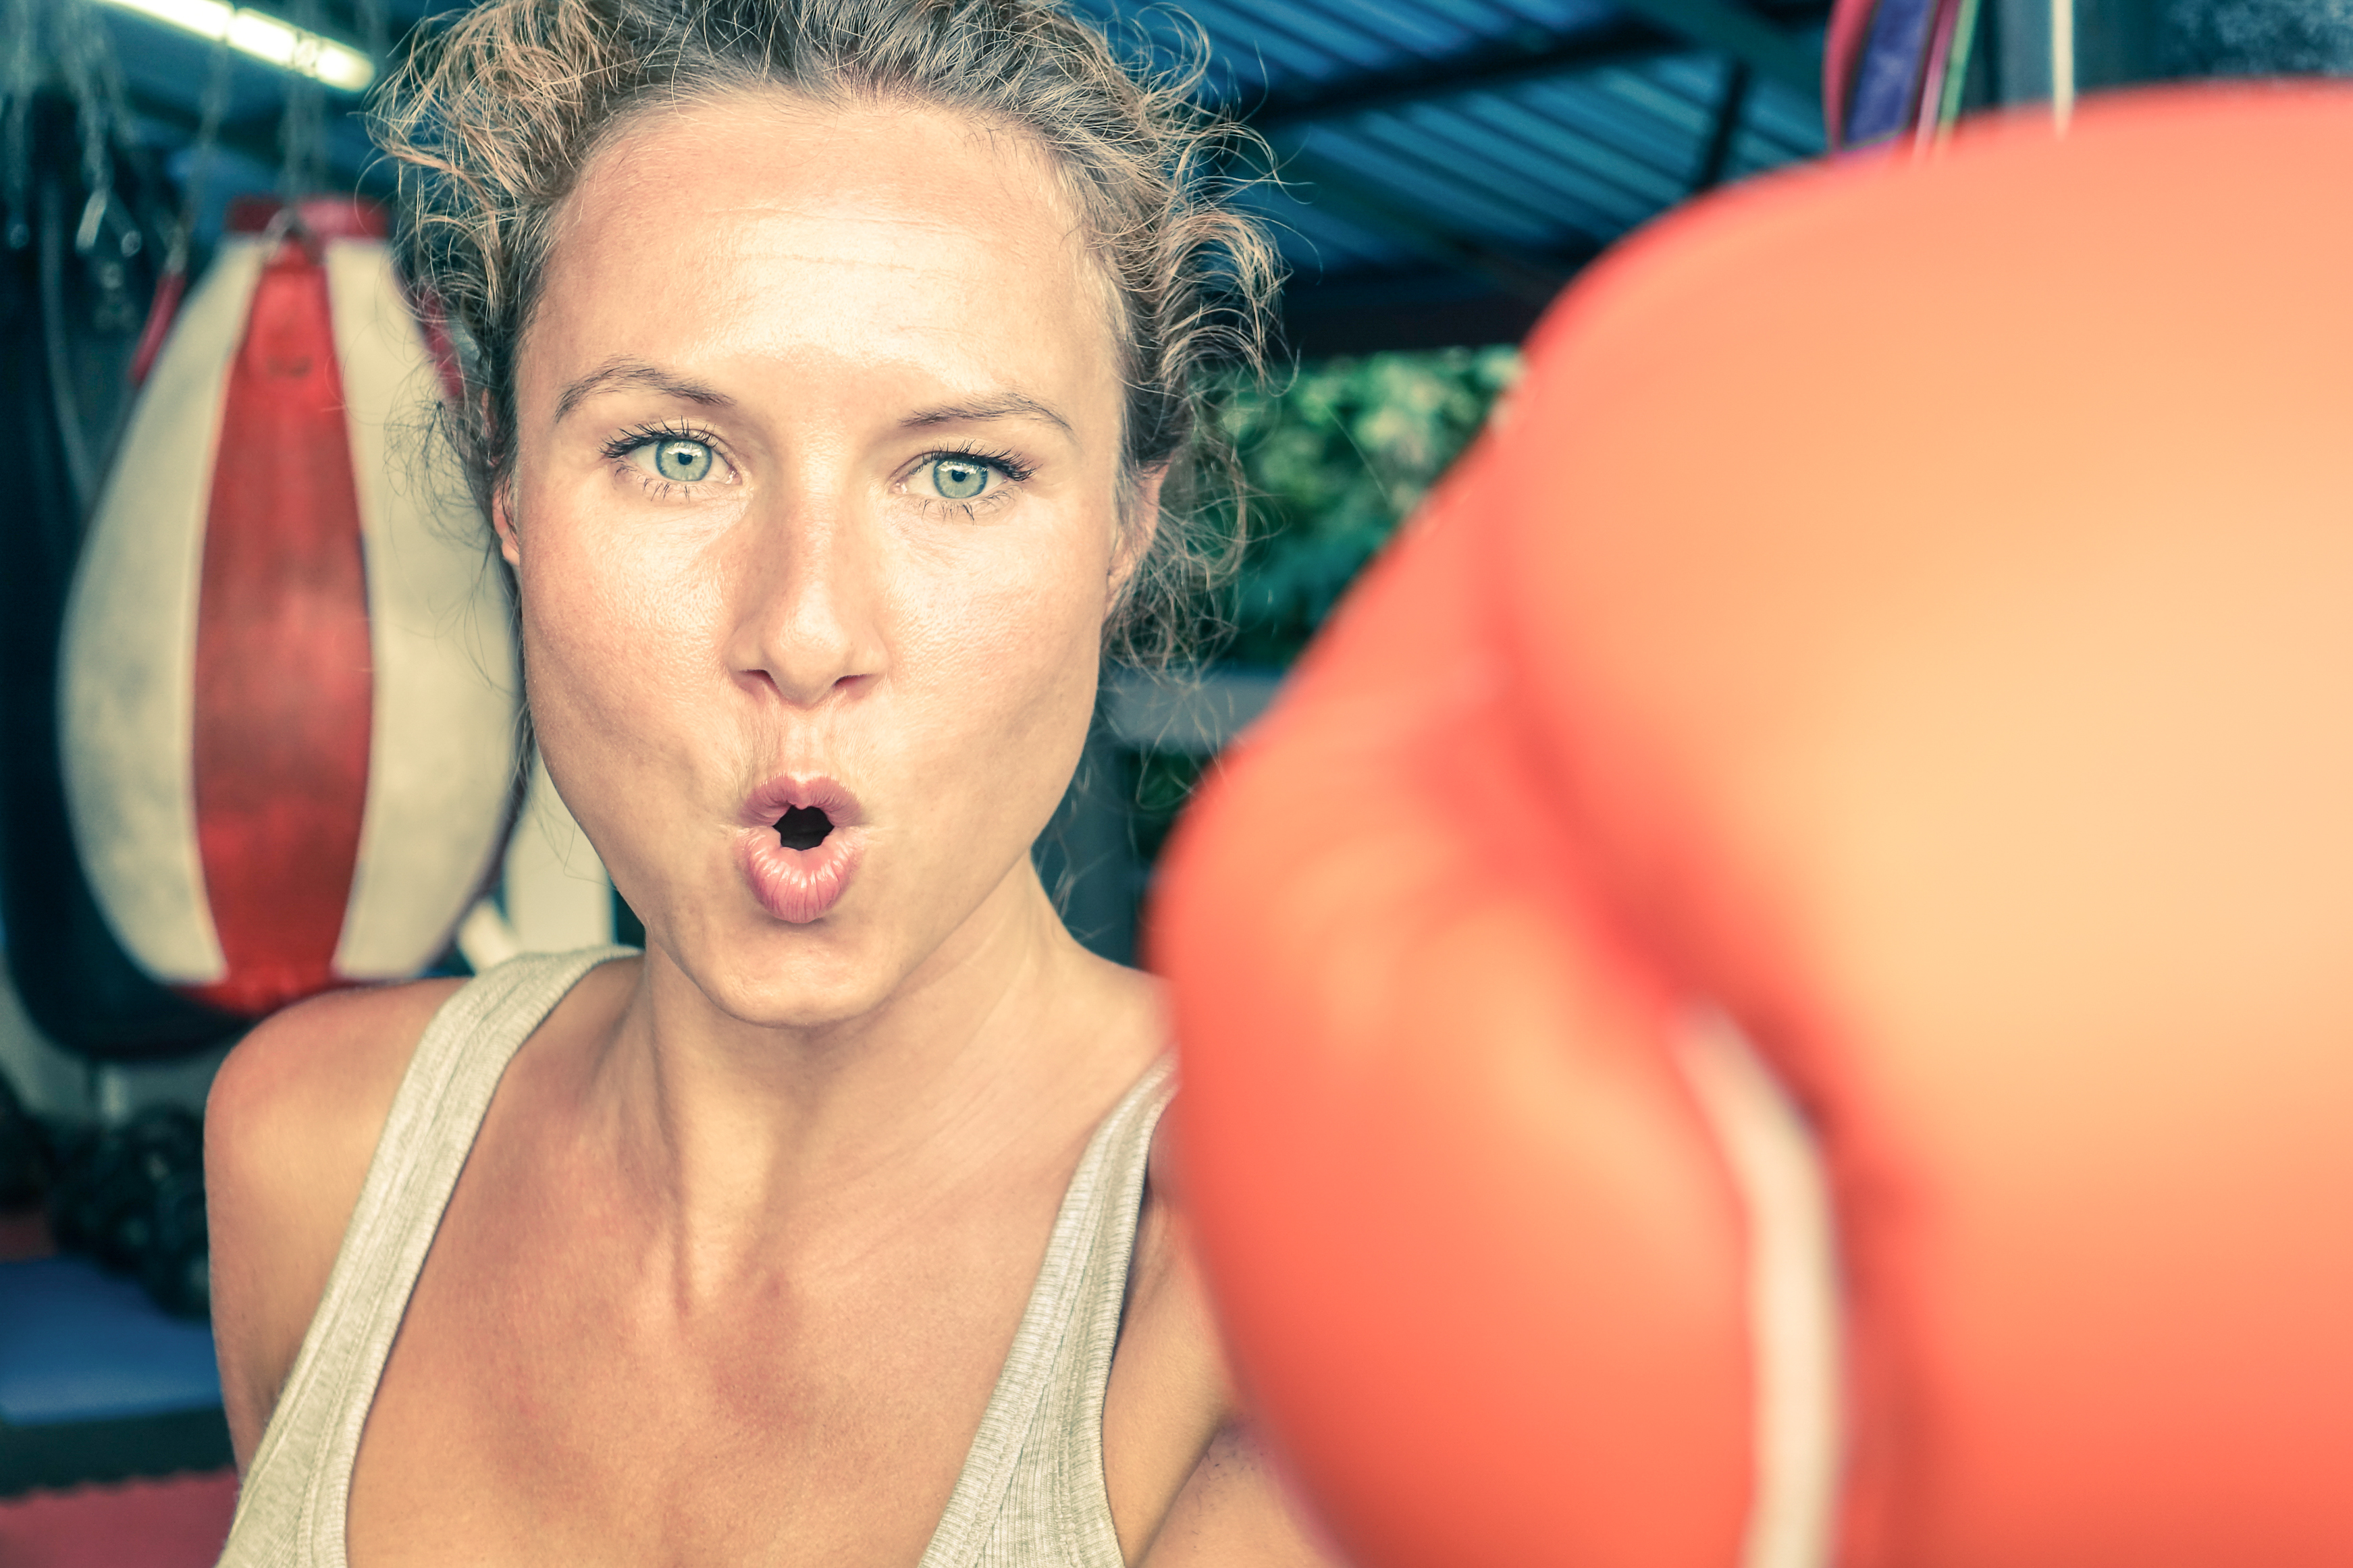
left=1140, top=1422, right=1353, bottom=1568
left=1118, top=1115, right=1353, bottom=1568
left=205, top=977, right=461, bottom=1471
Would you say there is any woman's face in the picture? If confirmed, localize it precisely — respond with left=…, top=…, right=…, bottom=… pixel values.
left=506, top=91, right=1136, bottom=1026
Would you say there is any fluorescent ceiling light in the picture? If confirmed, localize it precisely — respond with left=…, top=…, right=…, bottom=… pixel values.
left=96, top=0, right=377, bottom=92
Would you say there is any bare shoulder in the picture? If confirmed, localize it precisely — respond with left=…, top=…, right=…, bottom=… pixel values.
left=205, top=976, right=465, bottom=1470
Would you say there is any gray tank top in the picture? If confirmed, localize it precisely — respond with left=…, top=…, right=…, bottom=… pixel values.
left=219, top=946, right=1176, bottom=1568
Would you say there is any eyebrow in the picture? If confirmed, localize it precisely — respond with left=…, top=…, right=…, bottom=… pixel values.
left=901, top=394, right=1074, bottom=436
left=553, top=358, right=733, bottom=423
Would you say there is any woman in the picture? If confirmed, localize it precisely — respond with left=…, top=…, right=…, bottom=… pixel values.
left=204, top=2, right=1331, bottom=1562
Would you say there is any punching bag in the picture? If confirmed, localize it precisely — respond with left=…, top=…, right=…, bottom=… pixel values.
left=61, top=196, right=519, bottom=1019
left=1155, top=86, right=2353, bottom=1568
left=0, top=93, right=237, bottom=1059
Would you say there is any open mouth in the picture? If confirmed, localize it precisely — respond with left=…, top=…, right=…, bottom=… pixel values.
left=737, top=776, right=864, bottom=924
left=776, top=804, right=832, bottom=851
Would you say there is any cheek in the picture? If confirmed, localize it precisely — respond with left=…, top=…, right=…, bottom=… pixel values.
left=884, top=510, right=1114, bottom=801
left=512, top=483, right=731, bottom=752
left=901, top=534, right=1101, bottom=684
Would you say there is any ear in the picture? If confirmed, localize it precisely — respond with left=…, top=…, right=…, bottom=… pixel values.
left=1109, top=465, right=1167, bottom=610
left=490, top=481, right=523, bottom=569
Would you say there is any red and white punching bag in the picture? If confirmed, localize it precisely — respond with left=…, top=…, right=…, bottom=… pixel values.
left=61, top=196, right=520, bottom=1019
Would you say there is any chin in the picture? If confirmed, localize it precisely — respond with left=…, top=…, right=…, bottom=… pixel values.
left=670, top=904, right=909, bottom=1031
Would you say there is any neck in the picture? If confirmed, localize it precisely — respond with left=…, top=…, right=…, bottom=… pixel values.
left=581, top=859, right=1153, bottom=1274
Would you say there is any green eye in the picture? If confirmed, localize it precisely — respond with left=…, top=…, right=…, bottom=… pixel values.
left=653, top=438, right=713, bottom=483
left=929, top=457, right=990, bottom=501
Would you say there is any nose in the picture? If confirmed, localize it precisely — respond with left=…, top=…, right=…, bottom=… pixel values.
left=724, top=490, right=887, bottom=710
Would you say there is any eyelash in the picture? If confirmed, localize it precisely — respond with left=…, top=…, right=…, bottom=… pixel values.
left=927, top=445, right=1034, bottom=483
left=602, top=420, right=732, bottom=501
left=597, top=426, right=1038, bottom=512
left=909, top=445, right=1034, bottom=519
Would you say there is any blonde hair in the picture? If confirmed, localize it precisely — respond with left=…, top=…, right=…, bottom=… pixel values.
left=371, top=0, right=1280, bottom=664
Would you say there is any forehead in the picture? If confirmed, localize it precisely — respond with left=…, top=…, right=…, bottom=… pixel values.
left=533, top=90, right=1119, bottom=406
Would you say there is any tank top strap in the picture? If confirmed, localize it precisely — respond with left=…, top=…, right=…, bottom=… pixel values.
left=224, top=946, right=631, bottom=1568
left=919, top=1054, right=1178, bottom=1568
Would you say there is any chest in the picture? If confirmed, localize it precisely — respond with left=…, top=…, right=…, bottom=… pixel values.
left=346, top=1158, right=1053, bottom=1568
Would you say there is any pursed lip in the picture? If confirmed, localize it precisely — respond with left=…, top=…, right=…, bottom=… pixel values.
left=739, top=774, right=866, bottom=830
left=735, top=774, right=867, bottom=925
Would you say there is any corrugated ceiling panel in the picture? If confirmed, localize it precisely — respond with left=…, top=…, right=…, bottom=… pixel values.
left=1248, top=0, right=1425, bottom=69
left=1283, top=0, right=1481, bottom=57
left=1294, top=121, right=1567, bottom=246
left=1415, top=94, right=1647, bottom=234
left=1388, top=98, right=1645, bottom=232
left=1082, top=0, right=1826, bottom=299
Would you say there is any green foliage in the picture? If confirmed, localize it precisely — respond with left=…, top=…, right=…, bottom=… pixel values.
left=1215, top=344, right=1521, bottom=668
left=1127, top=748, right=1209, bottom=869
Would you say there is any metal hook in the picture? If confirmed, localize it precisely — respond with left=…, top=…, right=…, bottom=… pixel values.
left=74, top=186, right=107, bottom=254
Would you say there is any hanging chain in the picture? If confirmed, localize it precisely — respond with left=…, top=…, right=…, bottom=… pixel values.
left=54, top=0, right=113, bottom=246
left=276, top=0, right=327, bottom=197
left=1, top=0, right=46, bottom=248
left=52, top=0, right=148, bottom=325
left=80, top=0, right=144, bottom=221
left=2, top=0, right=396, bottom=248
left=166, top=26, right=235, bottom=272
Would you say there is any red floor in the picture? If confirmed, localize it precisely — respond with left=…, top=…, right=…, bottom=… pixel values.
left=0, top=1470, right=237, bottom=1568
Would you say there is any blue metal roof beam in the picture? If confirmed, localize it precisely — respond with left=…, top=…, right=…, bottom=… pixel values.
left=1242, top=15, right=1685, bottom=128
left=1273, top=146, right=1584, bottom=304
left=1689, top=59, right=1753, bottom=190
left=1238, top=0, right=1820, bottom=129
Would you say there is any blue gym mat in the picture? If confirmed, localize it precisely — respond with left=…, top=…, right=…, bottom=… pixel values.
left=0, top=1257, right=221, bottom=1426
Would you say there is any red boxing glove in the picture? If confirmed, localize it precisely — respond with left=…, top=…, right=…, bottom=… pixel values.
left=1155, top=84, right=2353, bottom=1568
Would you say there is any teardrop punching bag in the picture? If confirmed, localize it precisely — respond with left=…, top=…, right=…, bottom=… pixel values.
left=1155, top=86, right=2353, bottom=1568
left=0, top=94, right=236, bottom=1060
left=61, top=196, right=520, bottom=1019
